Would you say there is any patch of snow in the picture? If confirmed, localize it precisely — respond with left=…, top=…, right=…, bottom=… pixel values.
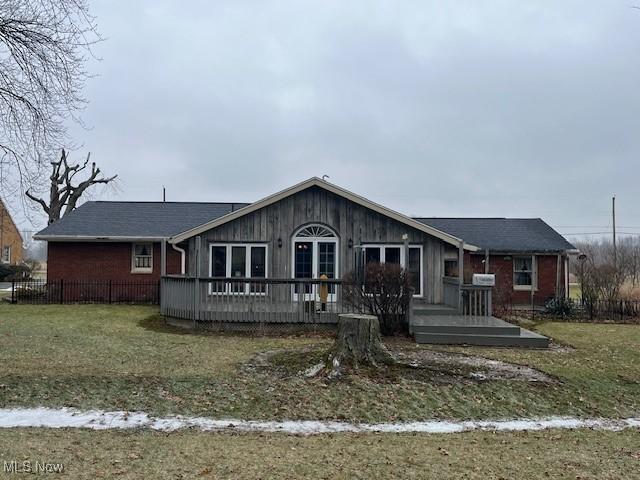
left=0, top=408, right=638, bottom=435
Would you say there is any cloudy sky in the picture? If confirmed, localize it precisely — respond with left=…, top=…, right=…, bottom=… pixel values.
left=29, top=0, right=640, bottom=240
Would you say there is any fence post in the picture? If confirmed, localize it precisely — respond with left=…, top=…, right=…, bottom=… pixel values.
left=59, top=279, right=64, bottom=304
left=11, top=279, right=15, bottom=304
left=108, top=280, right=112, bottom=304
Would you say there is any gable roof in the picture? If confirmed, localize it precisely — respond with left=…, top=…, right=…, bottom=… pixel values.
left=414, top=217, right=576, bottom=253
left=0, top=198, right=23, bottom=242
left=34, top=201, right=249, bottom=240
left=168, top=177, right=477, bottom=250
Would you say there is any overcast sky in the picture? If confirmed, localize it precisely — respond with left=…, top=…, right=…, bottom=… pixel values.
left=25, top=1, right=640, bottom=240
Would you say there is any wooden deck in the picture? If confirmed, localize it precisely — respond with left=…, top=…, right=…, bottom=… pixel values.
left=410, top=303, right=549, bottom=348
left=159, top=276, right=547, bottom=347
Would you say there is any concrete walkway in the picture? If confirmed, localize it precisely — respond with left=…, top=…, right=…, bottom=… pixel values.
left=0, top=408, right=638, bottom=435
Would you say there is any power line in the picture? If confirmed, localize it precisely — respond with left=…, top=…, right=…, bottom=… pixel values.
left=561, top=232, right=640, bottom=236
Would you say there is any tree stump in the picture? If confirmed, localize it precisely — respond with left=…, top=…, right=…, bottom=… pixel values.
left=327, top=314, right=395, bottom=377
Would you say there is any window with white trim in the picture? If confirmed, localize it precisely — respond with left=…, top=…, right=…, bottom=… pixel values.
left=362, top=244, right=423, bottom=296
left=513, top=255, right=536, bottom=290
left=132, top=243, right=153, bottom=273
left=1, top=246, right=10, bottom=264
left=210, top=244, right=268, bottom=294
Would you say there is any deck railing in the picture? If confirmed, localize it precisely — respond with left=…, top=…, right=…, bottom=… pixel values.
left=161, top=276, right=348, bottom=324
left=443, top=277, right=460, bottom=309
left=460, top=284, right=492, bottom=317
left=442, top=277, right=493, bottom=317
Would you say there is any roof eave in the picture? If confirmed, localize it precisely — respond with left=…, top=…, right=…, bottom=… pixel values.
left=33, top=235, right=168, bottom=242
left=470, top=248, right=580, bottom=254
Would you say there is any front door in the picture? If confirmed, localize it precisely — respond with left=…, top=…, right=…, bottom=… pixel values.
left=292, top=225, right=338, bottom=301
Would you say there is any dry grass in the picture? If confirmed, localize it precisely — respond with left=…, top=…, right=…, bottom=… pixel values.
left=0, top=304, right=639, bottom=422
left=0, top=428, right=638, bottom=479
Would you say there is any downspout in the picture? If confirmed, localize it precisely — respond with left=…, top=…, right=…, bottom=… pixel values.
left=171, top=243, right=186, bottom=275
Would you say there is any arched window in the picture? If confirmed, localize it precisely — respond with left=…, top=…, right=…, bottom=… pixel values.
left=295, top=225, right=336, bottom=238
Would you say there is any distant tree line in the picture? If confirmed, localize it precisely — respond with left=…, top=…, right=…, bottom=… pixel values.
left=570, top=237, right=640, bottom=304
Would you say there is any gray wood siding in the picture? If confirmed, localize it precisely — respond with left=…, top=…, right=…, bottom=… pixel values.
left=187, top=186, right=448, bottom=303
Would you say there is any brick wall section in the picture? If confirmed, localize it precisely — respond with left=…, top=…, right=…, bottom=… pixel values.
left=466, top=252, right=564, bottom=305
left=47, top=242, right=183, bottom=282
left=0, top=199, right=24, bottom=265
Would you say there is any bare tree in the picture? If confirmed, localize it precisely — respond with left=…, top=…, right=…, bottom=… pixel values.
left=0, top=0, right=100, bottom=197
left=26, top=149, right=116, bottom=224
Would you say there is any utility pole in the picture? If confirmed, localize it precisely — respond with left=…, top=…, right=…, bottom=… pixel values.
left=612, top=195, right=617, bottom=267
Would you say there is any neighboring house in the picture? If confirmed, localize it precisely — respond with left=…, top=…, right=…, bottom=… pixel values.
left=34, top=178, right=576, bottom=306
left=0, top=198, right=24, bottom=266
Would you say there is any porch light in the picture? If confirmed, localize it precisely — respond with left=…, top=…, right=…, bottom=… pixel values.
left=348, top=238, right=353, bottom=249
left=277, top=238, right=282, bottom=248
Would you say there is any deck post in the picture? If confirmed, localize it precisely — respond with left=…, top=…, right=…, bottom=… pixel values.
left=458, top=241, right=464, bottom=312
left=564, top=254, right=570, bottom=299
left=194, top=236, right=202, bottom=323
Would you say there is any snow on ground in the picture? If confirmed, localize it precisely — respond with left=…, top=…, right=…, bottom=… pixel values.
left=0, top=408, right=638, bottom=435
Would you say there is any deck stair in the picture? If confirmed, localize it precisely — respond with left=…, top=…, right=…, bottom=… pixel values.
left=411, top=301, right=549, bottom=348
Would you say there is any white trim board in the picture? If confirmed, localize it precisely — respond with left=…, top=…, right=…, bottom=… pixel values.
left=169, top=177, right=479, bottom=251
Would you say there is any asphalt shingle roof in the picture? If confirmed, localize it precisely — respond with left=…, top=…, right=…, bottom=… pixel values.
left=35, top=201, right=249, bottom=239
left=36, top=201, right=575, bottom=253
left=413, top=218, right=576, bottom=252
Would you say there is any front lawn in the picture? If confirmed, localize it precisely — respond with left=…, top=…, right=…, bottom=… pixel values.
left=0, top=304, right=639, bottom=422
left=0, top=428, right=638, bottom=479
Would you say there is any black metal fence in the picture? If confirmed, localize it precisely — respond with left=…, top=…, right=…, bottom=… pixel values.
left=9, top=280, right=160, bottom=305
left=578, top=299, right=640, bottom=322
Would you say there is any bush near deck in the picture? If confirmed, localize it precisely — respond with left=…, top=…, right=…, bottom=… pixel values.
left=0, top=304, right=638, bottom=422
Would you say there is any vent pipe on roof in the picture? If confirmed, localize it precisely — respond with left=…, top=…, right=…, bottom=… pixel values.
left=162, top=186, right=166, bottom=202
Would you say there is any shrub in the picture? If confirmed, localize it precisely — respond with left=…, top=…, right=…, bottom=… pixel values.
left=343, top=262, right=413, bottom=335
left=544, top=297, right=576, bottom=318
left=0, top=264, right=31, bottom=281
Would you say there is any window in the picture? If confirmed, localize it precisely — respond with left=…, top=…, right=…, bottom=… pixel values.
left=209, top=244, right=267, bottom=294
left=1, top=246, right=10, bottom=264
left=385, top=247, right=401, bottom=265
left=407, top=247, right=421, bottom=295
left=513, top=255, right=535, bottom=290
left=444, top=259, right=458, bottom=278
left=362, top=244, right=423, bottom=296
left=132, top=243, right=153, bottom=273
